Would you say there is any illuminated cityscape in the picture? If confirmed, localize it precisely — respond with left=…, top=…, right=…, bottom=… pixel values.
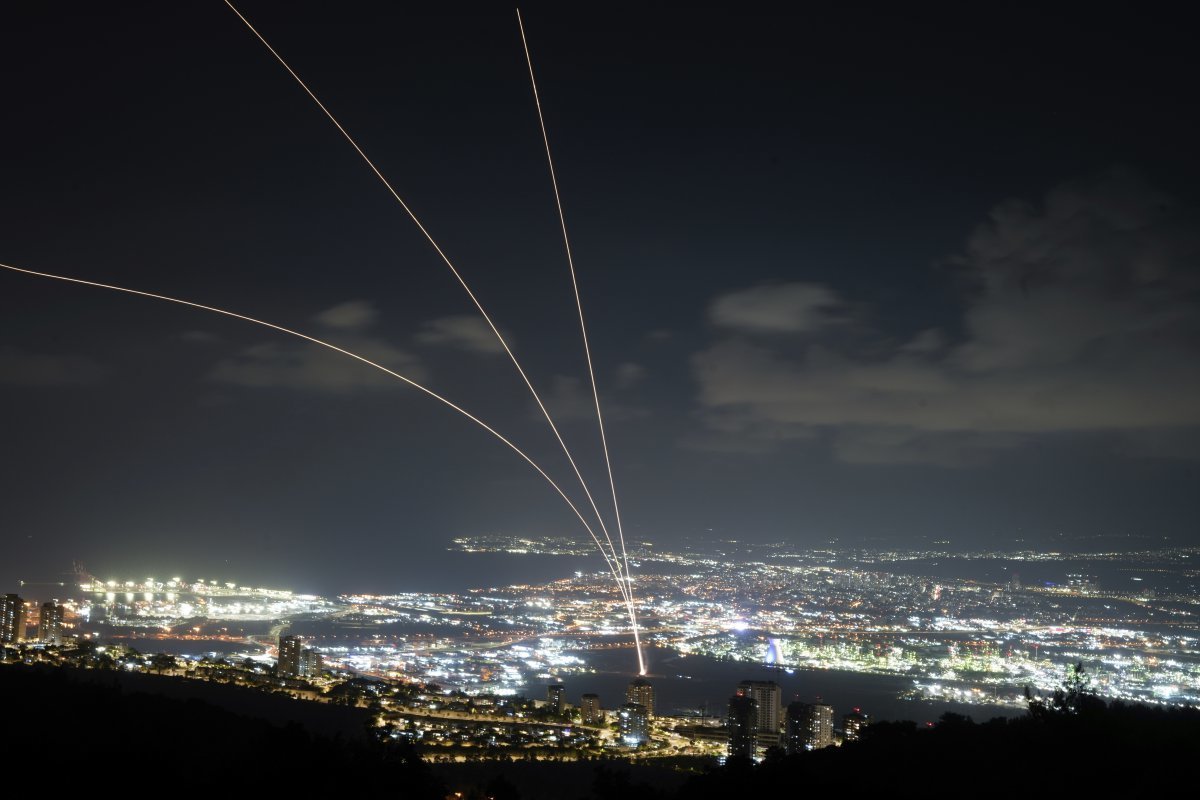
left=3, top=536, right=1198, bottom=765
left=2, top=2, right=1199, bottom=796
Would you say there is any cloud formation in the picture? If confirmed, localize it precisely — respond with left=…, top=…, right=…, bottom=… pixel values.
left=417, top=315, right=506, bottom=355
left=710, top=282, right=846, bottom=333
left=313, top=300, right=378, bottom=331
left=692, top=169, right=1200, bottom=464
left=615, top=362, right=646, bottom=390
left=209, top=301, right=425, bottom=392
left=541, top=374, right=649, bottom=424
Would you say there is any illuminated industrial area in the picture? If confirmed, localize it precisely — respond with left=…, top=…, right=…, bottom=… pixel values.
left=4, top=537, right=1197, bottom=760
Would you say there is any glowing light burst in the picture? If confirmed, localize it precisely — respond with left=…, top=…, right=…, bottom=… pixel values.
left=517, top=9, right=643, bottom=674
left=220, top=0, right=633, bottom=607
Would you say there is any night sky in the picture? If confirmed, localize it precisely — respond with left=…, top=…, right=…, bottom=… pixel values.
left=2, top=4, right=1198, bottom=594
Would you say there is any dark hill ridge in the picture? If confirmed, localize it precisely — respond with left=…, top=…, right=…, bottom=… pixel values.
left=0, top=664, right=440, bottom=795
left=4, top=663, right=1197, bottom=796
left=21, top=663, right=374, bottom=738
left=675, top=704, right=1200, bottom=797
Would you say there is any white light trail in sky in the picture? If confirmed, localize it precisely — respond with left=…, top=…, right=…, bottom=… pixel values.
left=0, top=261, right=632, bottom=602
left=517, top=9, right=644, bottom=674
left=220, top=1, right=630, bottom=600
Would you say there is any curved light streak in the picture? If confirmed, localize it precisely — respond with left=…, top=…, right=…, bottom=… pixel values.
left=0, top=261, right=633, bottom=604
left=221, top=1, right=632, bottom=608
left=517, top=9, right=644, bottom=674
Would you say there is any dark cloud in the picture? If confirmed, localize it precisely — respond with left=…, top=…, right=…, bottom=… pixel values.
left=710, top=282, right=847, bottom=334
left=0, top=347, right=105, bottom=387
left=691, top=169, right=1200, bottom=464
left=208, top=301, right=424, bottom=392
left=543, top=375, right=594, bottom=422
left=417, top=315, right=507, bottom=355
left=614, top=362, right=646, bottom=390
left=313, top=300, right=379, bottom=331
left=541, top=375, right=649, bottom=424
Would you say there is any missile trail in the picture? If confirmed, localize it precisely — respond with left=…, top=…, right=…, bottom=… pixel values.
left=0, top=261, right=631, bottom=601
left=516, top=10, right=644, bottom=674
left=220, top=1, right=632, bottom=606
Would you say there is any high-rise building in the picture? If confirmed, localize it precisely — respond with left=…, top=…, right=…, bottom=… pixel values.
left=809, top=703, right=834, bottom=749
left=784, top=702, right=807, bottom=754
left=547, top=683, right=566, bottom=714
left=786, top=701, right=834, bottom=751
left=626, top=678, right=655, bottom=716
left=300, top=648, right=323, bottom=678
left=727, top=694, right=758, bottom=760
left=278, top=634, right=303, bottom=676
left=37, top=602, right=64, bottom=645
left=737, top=680, right=782, bottom=737
left=617, top=703, right=649, bottom=746
left=1, top=594, right=26, bottom=644
left=842, top=709, right=870, bottom=742
left=580, top=693, right=603, bottom=726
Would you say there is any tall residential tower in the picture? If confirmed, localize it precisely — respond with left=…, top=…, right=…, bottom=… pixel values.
left=37, top=602, right=64, bottom=645
left=1, top=594, right=25, bottom=644
left=626, top=678, right=655, bottom=716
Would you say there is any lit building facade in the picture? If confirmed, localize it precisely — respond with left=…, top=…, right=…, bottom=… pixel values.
left=843, top=709, right=870, bottom=742
left=299, top=648, right=323, bottom=678
left=737, top=680, right=781, bottom=737
left=626, top=678, right=655, bottom=716
left=727, top=694, right=758, bottom=759
left=547, top=683, right=565, bottom=714
left=617, top=702, right=649, bottom=746
left=37, top=602, right=64, bottom=645
left=786, top=701, right=834, bottom=751
left=1, top=594, right=25, bottom=644
left=580, top=693, right=603, bottom=725
left=278, top=634, right=304, bottom=676
left=808, top=703, right=834, bottom=748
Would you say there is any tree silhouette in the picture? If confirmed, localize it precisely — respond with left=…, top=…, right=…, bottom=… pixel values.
left=150, top=653, right=177, bottom=674
left=1026, top=661, right=1105, bottom=719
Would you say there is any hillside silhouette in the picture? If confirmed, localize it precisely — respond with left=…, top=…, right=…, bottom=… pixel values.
left=4, top=663, right=1196, bottom=797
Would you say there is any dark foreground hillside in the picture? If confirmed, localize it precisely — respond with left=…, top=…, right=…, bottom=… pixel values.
left=0, top=665, right=442, bottom=795
left=5, top=663, right=1197, bottom=797
left=675, top=702, right=1200, bottom=797
left=436, top=699, right=1200, bottom=799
